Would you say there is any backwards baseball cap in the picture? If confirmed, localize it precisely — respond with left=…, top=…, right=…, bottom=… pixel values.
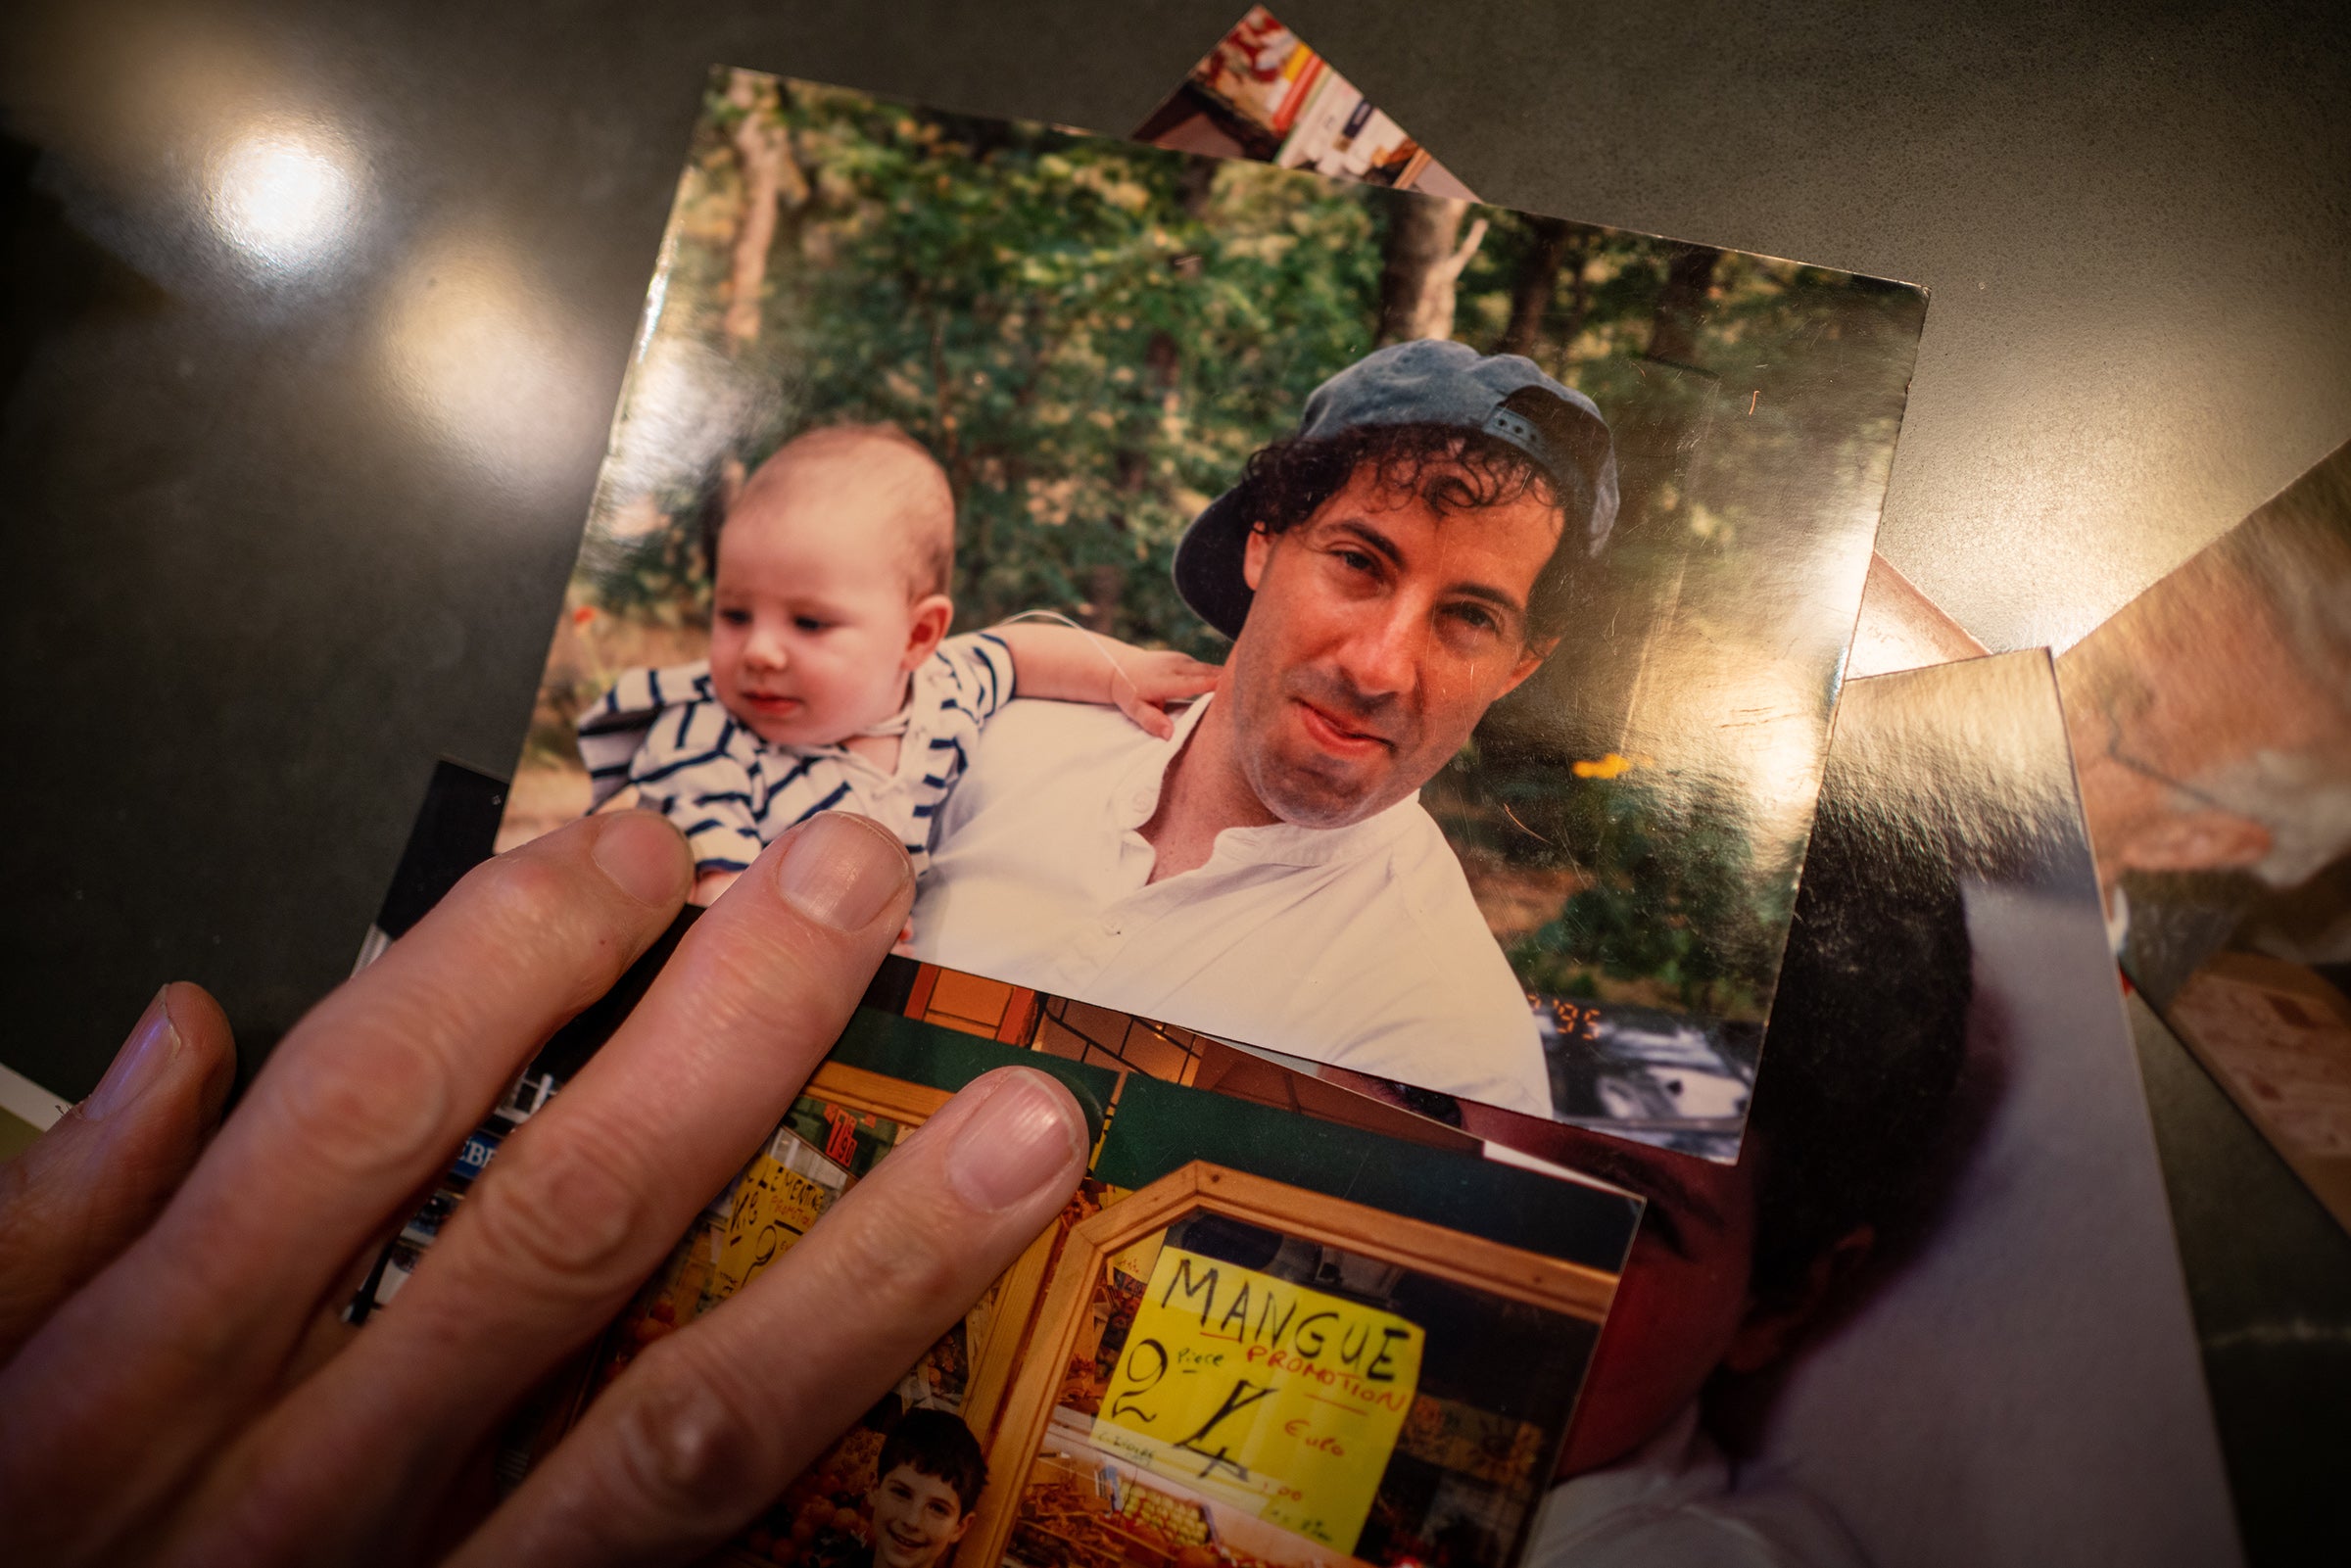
left=1174, top=338, right=1619, bottom=639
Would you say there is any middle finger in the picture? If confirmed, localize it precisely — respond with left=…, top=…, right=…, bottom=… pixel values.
left=184, top=812, right=915, bottom=1561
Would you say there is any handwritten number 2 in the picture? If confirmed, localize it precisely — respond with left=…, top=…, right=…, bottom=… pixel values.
left=1110, top=1337, right=1168, bottom=1423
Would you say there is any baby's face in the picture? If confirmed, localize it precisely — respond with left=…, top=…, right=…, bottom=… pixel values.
left=708, top=490, right=936, bottom=749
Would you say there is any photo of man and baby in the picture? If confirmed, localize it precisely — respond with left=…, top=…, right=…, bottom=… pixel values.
left=500, top=72, right=1928, bottom=1146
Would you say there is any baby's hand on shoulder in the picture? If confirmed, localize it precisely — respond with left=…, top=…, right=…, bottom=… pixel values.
left=1110, top=649, right=1222, bottom=739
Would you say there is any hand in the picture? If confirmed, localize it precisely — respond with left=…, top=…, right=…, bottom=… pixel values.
left=691, top=867, right=743, bottom=905
left=1108, top=647, right=1222, bottom=740
left=0, top=810, right=1090, bottom=1566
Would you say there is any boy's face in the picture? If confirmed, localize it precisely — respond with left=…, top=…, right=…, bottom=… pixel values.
left=708, top=479, right=950, bottom=749
left=868, top=1462, right=972, bottom=1568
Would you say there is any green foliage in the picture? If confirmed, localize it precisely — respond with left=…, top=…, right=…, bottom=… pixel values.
left=1508, top=778, right=1792, bottom=1017
left=569, top=74, right=1920, bottom=1023
left=763, top=90, right=1387, bottom=653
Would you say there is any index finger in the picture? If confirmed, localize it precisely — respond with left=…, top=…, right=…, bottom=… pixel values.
left=161, top=813, right=918, bottom=1564
left=0, top=811, right=692, bottom=1560
left=467, top=1067, right=1088, bottom=1568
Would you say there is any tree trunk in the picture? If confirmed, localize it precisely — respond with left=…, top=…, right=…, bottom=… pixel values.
left=1376, top=197, right=1489, bottom=344
left=1644, top=246, right=1718, bottom=367
left=1554, top=240, right=1592, bottom=370
left=1498, top=217, right=1576, bottom=359
left=1608, top=246, right=1725, bottom=535
left=1081, top=564, right=1126, bottom=635
left=1089, top=329, right=1178, bottom=637
left=722, top=76, right=807, bottom=349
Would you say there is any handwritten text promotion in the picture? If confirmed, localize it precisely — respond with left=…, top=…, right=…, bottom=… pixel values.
left=714, top=1137, right=840, bottom=1297
left=1089, top=1246, right=1425, bottom=1552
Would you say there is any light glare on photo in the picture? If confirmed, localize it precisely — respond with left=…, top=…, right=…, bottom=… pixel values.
left=206, top=121, right=361, bottom=276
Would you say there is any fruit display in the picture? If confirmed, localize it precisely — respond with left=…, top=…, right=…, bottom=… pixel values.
left=1010, top=1471, right=1225, bottom=1568
left=1115, top=1478, right=1213, bottom=1549
left=723, top=1423, right=891, bottom=1567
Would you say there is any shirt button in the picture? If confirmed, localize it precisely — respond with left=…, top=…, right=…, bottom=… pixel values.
left=1128, top=787, right=1155, bottom=814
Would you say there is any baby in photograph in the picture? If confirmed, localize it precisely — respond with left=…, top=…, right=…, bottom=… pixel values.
left=579, top=423, right=1216, bottom=904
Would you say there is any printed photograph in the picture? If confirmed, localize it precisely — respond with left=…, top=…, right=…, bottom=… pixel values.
left=1131, top=6, right=1474, bottom=197
left=353, top=640, right=2238, bottom=1568
left=355, top=988, right=1638, bottom=1568
left=2057, top=437, right=2351, bottom=1228
left=496, top=68, right=1927, bottom=1143
left=1317, top=651, right=2237, bottom=1567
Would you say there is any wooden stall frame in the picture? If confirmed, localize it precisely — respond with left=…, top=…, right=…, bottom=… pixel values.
left=963, top=1160, right=1621, bottom=1568
left=779, top=1062, right=1061, bottom=1437
left=805, top=1060, right=954, bottom=1124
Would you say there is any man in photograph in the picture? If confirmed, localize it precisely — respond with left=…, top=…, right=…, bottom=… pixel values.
left=908, top=339, right=1617, bottom=1117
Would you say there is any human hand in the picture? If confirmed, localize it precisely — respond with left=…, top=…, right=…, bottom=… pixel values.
left=1107, top=646, right=1222, bottom=740
left=691, top=867, right=743, bottom=905
left=0, top=810, right=1090, bottom=1566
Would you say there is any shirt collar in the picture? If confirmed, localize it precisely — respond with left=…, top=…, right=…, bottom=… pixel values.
left=1115, top=692, right=1430, bottom=870
left=1537, top=1403, right=1725, bottom=1547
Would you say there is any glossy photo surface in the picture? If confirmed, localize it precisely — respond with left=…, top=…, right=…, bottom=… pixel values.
left=498, top=69, right=1927, bottom=1152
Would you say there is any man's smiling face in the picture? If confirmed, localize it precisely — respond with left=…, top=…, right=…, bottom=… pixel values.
left=1227, top=461, right=1563, bottom=828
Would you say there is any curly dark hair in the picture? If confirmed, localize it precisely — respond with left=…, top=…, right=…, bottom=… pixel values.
left=1221, top=415, right=1598, bottom=644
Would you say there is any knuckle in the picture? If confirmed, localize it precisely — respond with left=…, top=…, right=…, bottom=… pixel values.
left=818, top=1189, right=967, bottom=1313
left=458, top=1121, right=646, bottom=1292
left=603, top=1343, right=773, bottom=1525
left=671, top=926, right=836, bottom=1044
left=464, top=845, right=580, bottom=932
left=456, top=853, right=605, bottom=976
left=269, top=1031, right=452, bottom=1184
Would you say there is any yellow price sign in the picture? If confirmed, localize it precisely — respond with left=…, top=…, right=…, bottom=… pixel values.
left=711, top=1157, right=836, bottom=1300
left=1089, top=1246, right=1423, bottom=1553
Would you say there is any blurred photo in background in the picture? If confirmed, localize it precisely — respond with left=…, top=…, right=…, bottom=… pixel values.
left=2059, top=439, right=2351, bottom=1228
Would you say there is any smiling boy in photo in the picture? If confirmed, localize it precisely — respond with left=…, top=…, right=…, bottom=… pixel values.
left=841, top=1410, right=986, bottom=1568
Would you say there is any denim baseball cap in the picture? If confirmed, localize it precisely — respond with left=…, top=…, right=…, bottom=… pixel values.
left=1174, top=338, right=1619, bottom=639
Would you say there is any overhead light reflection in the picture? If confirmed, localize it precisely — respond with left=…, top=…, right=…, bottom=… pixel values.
left=206, top=120, right=362, bottom=276
left=379, top=231, right=604, bottom=499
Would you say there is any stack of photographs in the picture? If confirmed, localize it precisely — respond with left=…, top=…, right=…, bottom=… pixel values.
left=327, top=14, right=2257, bottom=1568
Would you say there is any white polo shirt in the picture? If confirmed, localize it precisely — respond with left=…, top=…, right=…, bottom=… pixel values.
left=908, top=694, right=1554, bottom=1116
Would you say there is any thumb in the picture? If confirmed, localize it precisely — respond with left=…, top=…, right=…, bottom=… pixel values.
left=0, top=983, right=238, bottom=1361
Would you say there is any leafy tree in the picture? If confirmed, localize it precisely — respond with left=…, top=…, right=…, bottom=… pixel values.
left=552, top=72, right=1922, bottom=1022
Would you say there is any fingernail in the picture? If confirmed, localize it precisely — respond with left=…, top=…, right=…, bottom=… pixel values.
left=593, top=812, right=691, bottom=906
left=86, top=989, right=182, bottom=1121
left=772, top=813, right=912, bottom=930
left=947, top=1069, right=1087, bottom=1213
